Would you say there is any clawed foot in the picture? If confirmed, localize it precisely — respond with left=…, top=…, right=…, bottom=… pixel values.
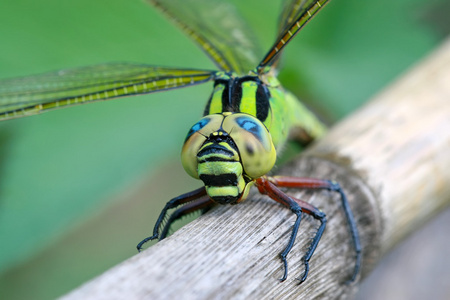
left=278, top=255, right=310, bottom=284
left=136, top=235, right=158, bottom=252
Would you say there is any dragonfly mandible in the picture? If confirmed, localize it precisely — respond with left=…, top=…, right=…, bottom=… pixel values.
left=0, top=0, right=361, bottom=283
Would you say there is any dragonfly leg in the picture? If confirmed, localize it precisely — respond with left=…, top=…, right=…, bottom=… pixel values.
left=288, top=194, right=326, bottom=283
left=255, top=177, right=326, bottom=282
left=159, top=196, right=215, bottom=239
left=255, top=177, right=303, bottom=281
left=270, top=176, right=362, bottom=283
left=137, top=187, right=207, bottom=251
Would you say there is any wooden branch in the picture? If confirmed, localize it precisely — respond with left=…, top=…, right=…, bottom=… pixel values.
left=61, top=38, right=450, bottom=300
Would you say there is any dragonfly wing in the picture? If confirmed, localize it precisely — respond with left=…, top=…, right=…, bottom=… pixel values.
left=258, top=0, right=330, bottom=72
left=147, top=0, right=262, bottom=75
left=0, top=63, right=216, bottom=121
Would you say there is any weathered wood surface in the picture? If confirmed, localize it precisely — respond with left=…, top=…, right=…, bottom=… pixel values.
left=61, top=38, right=450, bottom=300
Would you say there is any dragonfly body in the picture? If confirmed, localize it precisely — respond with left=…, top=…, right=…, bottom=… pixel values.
left=0, top=0, right=361, bottom=284
left=204, top=72, right=326, bottom=149
left=183, top=71, right=326, bottom=205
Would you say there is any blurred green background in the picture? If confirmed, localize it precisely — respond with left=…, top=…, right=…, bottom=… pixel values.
left=0, top=0, right=447, bottom=299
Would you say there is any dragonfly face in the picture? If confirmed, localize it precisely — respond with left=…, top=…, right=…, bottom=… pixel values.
left=181, top=112, right=276, bottom=204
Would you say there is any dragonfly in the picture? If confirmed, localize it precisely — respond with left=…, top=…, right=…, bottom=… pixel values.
left=0, top=0, right=361, bottom=283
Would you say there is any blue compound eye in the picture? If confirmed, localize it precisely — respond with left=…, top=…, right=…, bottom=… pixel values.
left=222, top=113, right=276, bottom=179
left=184, top=117, right=211, bottom=142
left=234, top=116, right=264, bottom=142
left=181, top=114, right=224, bottom=179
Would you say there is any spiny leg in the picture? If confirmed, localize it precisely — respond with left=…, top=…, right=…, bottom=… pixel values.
left=137, top=187, right=207, bottom=251
left=255, top=177, right=326, bottom=283
left=159, top=196, right=215, bottom=239
left=289, top=195, right=327, bottom=283
left=270, top=176, right=362, bottom=282
left=255, top=177, right=303, bottom=281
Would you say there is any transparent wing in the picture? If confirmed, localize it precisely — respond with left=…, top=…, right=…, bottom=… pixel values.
left=258, top=0, right=330, bottom=73
left=278, top=0, right=315, bottom=38
left=0, top=63, right=216, bottom=121
left=147, top=0, right=262, bottom=75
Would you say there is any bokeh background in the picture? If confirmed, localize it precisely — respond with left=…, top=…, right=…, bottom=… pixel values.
left=0, top=0, right=448, bottom=299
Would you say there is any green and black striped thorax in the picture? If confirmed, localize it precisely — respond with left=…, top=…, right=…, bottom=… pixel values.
left=201, top=71, right=297, bottom=152
left=203, top=72, right=271, bottom=124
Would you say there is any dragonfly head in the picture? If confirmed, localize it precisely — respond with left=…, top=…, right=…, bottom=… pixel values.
left=181, top=113, right=276, bottom=204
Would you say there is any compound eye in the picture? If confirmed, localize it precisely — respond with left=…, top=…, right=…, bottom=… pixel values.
left=223, top=113, right=276, bottom=179
left=181, top=115, right=224, bottom=179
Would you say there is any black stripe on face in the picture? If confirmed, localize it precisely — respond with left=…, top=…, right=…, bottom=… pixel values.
left=198, top=156, right=237, bottom=162
left=197, top=144, right=235, bottom=159
left=211, top=195, right=238, bottom=204
left=199, top=173, right=238, bottom=187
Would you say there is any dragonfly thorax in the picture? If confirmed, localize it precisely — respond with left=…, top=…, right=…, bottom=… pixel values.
left=181, top=112, right=276, bottom=204
left=204, top=73, right=272, bottom=124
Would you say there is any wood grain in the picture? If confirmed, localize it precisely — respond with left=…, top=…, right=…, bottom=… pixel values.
left=61, top=38, right=450, bottom=300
